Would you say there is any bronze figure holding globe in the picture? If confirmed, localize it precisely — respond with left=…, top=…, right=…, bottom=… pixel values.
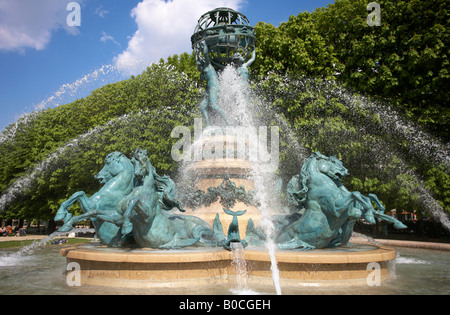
left=191, top=7, right=256, bottom=126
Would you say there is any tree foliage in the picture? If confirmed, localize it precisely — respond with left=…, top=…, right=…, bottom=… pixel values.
left=253, top=0, right=450, bottom=140
left=250, top=0, right=449, bottom=216
left=0, top=57, right=201, bottom=220
left=253, top=12, right=340, bottom=80
left=255, top=72, right=449, bottom=215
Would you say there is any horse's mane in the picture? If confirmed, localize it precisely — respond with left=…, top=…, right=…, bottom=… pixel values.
left=132, top=148, right=182, bottom=211
left=293, top=158, right=311, bottom=206
left=154, top=172, right=171, bottom=192
left=105, top=152, right=134, bottom=179
left=153, top=169, right=182, bottom=210
left=106, top=151, right=126, bottom=163
left=293, top=152, right=330, bottom=206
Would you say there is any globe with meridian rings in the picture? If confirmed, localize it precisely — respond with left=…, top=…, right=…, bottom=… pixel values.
left=191, top=7, right=256, bottom=72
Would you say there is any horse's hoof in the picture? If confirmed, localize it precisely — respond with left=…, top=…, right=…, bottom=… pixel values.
left=364, top=213, right=376, bottom=224
left=121, top=222, right=133, bottom=235
left=350, top=208, right=362, bottom=219
left=394, top=222, right=407, bottom=229
left=63, top=213, right=73, bottom=224
left=54, top=211, right=67, bottom=222
left=300, top=246, right=315, bottom=251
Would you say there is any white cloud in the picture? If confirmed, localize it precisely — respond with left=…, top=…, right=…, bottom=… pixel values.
left=0, top=0, right=81, bottom=52
left=95, top=5, right=109, bottom=19
left=114, top=0, right=245, bottom=76
left=100, top=31, right=120, bottom=47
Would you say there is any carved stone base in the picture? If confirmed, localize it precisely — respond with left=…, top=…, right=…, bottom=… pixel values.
left=189, top=176, right=260, bottom=240
left=185, top=163, right=259, bottom=239
left=61, top=243, right=396, bottom=289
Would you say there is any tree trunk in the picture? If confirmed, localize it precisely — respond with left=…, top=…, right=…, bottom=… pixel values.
left=47, top=219, right=57, bottom=235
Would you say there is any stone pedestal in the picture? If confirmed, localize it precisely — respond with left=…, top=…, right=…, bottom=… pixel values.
left=185, top=135, right=262, bottom=239
left=61, top=243, right=397, bottom=289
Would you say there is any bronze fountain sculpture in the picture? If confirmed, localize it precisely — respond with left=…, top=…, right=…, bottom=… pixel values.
left=56, top=7, right=404, bottom=291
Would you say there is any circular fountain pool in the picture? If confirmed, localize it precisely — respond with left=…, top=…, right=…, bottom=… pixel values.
left=0, top=243, right=449, bottom=294
left=58, top=242, right=396, bottom=289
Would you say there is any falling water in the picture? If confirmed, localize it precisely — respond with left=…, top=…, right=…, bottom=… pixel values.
left=256, top=74, right=450, bottom=231
left=0, top=63, right=134, bottom=210
left=351, top=231, right=382, bottom=246
left=176, top=66, right=284, bottom=294
left=34, top=64, right=122, bottom=111
left=218, top=66, right=282, bottom=295
left=257, top=75, right=448, bottom=167
left=229, top=242, right=264, bottom=295
left=230, top=242, right=249, bottom=293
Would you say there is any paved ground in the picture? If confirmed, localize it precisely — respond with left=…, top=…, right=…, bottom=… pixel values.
left=351, top=236, right=450, bottom=251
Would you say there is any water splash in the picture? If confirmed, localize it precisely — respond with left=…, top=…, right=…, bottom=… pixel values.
left=0, top=111, right=40, bottom=146
left=0, top=110, right=151, bottom=212
left=316, top=80, right=449, bottom=168
left=0, top=64, right=126, bottom=145
left=257, top=75, right=449, bottom=168
left=256, top=74, right=450, bottom=231
left=34, top=64, right=122, bottom=111
left=351, top=232, right=382, bottom=246
left=0, top=228, right=95, bottom=267
left=395, top=256, right=430, bottom=265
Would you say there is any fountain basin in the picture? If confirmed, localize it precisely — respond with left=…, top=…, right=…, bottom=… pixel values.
left=61, top=243, right=396, bottom=288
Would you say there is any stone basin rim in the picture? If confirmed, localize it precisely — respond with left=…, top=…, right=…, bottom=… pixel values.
left=61, top=242, right=396, bottom=264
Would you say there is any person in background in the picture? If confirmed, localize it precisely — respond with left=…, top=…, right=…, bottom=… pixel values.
left=16, top=227, right=26, bottom=237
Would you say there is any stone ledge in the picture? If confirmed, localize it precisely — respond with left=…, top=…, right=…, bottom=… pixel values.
left=61, top=243, right=396, bottom=288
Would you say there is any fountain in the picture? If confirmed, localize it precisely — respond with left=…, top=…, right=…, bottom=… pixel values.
left=50, top=8, right=411, bottom=293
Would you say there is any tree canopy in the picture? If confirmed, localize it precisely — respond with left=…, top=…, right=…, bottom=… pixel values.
left=0, top=0, right=448, bottom=224
left=0, top=59, right=202, bottom=220
left=252, top=0, right=449, bottom=140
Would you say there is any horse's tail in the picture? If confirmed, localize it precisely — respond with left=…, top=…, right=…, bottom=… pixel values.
left=192, top=224, right=217, bottom=247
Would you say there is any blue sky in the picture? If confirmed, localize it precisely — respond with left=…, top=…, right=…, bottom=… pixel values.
left=0, top=0, right=334, bottom=131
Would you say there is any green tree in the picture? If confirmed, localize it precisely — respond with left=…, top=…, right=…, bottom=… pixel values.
left=313, top=0, right=450, bottom=139
left=253, top=12, right=340, bottom=80
left=253, top=0, right=449, bottom=140
left=0, top=60, right=202, bottom=221
left=255, top=72, right=449, bottom=215
left=1, top=0, right=448, bottom=225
